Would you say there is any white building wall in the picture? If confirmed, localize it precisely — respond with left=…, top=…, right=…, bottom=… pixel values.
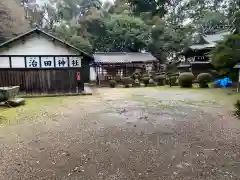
left=0, top=35, right=78, bottom=56
left=90, top=67, right=97, bottom=81
left=0, top=33, right=93, bottom=81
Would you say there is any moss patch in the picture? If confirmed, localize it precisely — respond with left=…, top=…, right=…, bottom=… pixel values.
left=0, top=96, right=73, bottom=125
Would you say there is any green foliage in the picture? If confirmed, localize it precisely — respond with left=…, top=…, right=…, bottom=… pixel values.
left=2, top=0, right=239, bottom=62
left=234, top=100, right=240, bottom=118
left=178, top=72, right=195, bottom=88
left=197, top=73, right=213, bottom=88
left=148, top=78, right=156, bottom=86
left=115, top=74, right=121, bottom=83
left=68, top=36, right=93, bottom=53
left=232, top=10, right=240, bottom=33
left=133, top=78, right=140, bottom=87
left=103, top=14, right=151, bottom=51
left=0, top=0, right=29, bottom=43
left=53, top=24, right=93, bottom=53
left=155, top=75, right=165, bottom=86
left=142, top=76, right=150, bottom=86
left=132, top=72, right=140, bottom=80
left=122, top=77, right=133, bottom=87
left=109, top=79, right=117, bottom=88
left=165, top=75, right=178, bottom=86
left=170, top=76, right=178, bottom=86
left=211, top=34, right=240, bottom=76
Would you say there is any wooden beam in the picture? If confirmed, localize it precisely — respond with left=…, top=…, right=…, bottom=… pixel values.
left=9, top=56, right=12, bottom=68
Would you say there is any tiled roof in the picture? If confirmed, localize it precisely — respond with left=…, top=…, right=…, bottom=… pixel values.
left=189, top=31, right=231, bottom=50
left=189, top=43, right=215, bottom=50
left=177, top=64, right=191, bottom=68
left=191, top=61, right=211, bottom=64
left=202, top=31, right=230, bottom=44
left=93, top=52, right=157, bottom=64
left=234, top=63, right=240, bottom=68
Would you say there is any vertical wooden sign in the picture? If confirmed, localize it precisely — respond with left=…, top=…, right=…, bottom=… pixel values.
left=76, top=72, right=81, bottom=81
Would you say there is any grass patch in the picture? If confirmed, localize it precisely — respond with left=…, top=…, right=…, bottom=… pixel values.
left=0, top=96, right=71, bottom=125
left=155, top=86, right=240, bottom=107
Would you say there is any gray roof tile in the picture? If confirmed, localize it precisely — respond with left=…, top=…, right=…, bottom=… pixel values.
left=234, top=63, right=240, bottom=68
left=93, top=52, right=157, bottom=63
left=202, top=31, right=230, bottom=43
left=189, top=43, right=215, bottom=50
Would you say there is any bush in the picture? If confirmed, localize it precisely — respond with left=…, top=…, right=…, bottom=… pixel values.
left=142, top=76, right=150, bottom=86
left=169, top=76, right=178, bottom=86
left=178, top=72, right=195, bottom=88
left=234, top=100, right=240, bottom=118
left=165, top=75, right=178, bottom=86
left=122, top=77, right=133, bottom=88
left=155, top=75, right=165, bottom=86
left=115, top=75, right=121, bottom=83
left=109, top=80, right=116, bottom=88
left=197, top=73, right=213, bottom=88
left=148, top=78, right=156, bottom=86
left=133, top=79, right=140, bottom=87
left=132, top=72, right=140, bottom=80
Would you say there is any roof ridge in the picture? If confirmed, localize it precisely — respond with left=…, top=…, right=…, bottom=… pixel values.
left=94, top=52, right=152, bottom=54
left=0, top=28, right=93, bottom=59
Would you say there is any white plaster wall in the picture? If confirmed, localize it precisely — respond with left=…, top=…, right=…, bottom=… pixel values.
left=0, top=33, right=92, bottom=81
left=0, top=35, right=78, bottom=56
left=90, top=67, right=97, bottom=81
left=11, top=57, right=25, bottom=68
left=0, top=57, right=10, bottom=68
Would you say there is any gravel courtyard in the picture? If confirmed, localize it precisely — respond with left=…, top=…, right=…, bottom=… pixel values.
left=0, top=88, right=240, bottom=180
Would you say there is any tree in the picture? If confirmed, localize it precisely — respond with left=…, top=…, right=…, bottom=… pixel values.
left=102, top=14, right=151, bottom=52
left=211, top=10, right=240, bottom=78
left=211, top=34, right=240, bottom=77
left=53, top=24, right=93, bottom=53
left=0, top=0, right=29, bottom=43
left=232, top=10, right=240, bottom=33
left=5, top=0, right=238, bottom=63
left=127, top=0, right=169, bottom=17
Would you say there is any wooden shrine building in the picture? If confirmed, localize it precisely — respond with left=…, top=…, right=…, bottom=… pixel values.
left=0, top=28, right=94, bottom=94
left=93, top=52, right=157, bottom=84
left=178, top=30, right=230, bottom=75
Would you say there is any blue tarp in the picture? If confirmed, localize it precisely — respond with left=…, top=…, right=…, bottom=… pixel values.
left=213, top=77, right=232, bottom=88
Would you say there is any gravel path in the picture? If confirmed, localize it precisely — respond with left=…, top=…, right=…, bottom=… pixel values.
left=0, top=88, right=240, bottom=180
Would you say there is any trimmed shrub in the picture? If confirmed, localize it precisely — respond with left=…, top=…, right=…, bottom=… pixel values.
left=148, top=78, right=156, bottom=86
left=142, top=76, right=150, bottom=86
left=122, top=77, right=133, bottom=88
left=169, top=76, right=178, bottom=86
left=155, top=75, right=165, bottom=86
left=165, top=75, right=178, bottom=86
left=197, top=73, right=213, bottom=88
left=133, top=79, right=140, bottom=87
left=115, top=75, right=121, bottom=83
left=234, top=100, right=240, bottom=118
left=132, top=72, right=140, bottom=80
left=178, top=72, right=195, bottom=88
left=109, top=80, right=116, bottom=88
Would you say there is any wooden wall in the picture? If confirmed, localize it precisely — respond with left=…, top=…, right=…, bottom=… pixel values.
left=0, top=67, right=90, bottom=94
